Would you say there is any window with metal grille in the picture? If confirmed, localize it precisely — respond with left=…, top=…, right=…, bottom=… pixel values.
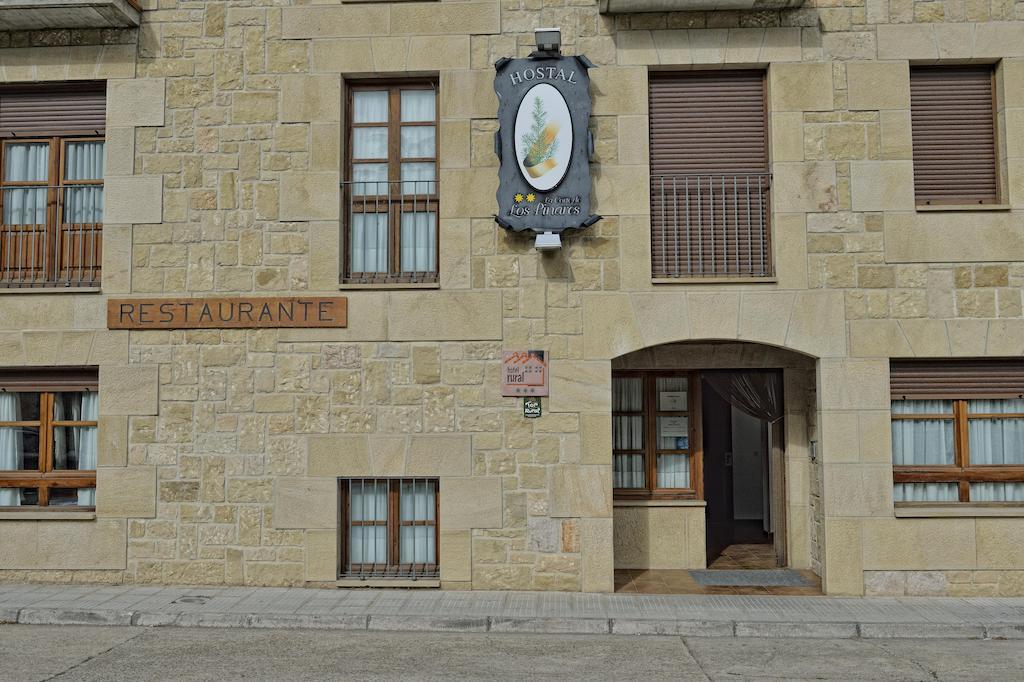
left=890, top=360, right=1024, bottom=504
left=648, top=71, right=771, bottom=279
left=0, top=368, right=99, bottom=510
left=0, top=83, right=105, bottom=288
left=343, top=81, right=438, bottom=284
left=339, top=478, right=439, bottom=579
left=909, top=66, right=999, bottom=205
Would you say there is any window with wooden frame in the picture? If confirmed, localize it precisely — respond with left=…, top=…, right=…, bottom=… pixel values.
left=339, top=478, right=439, bottom=579
left=613, top=371, right=702, bottom=500
left=343, top=81, right=438, bottom=285
left=909, top=65, right=999, bottom=205
left=0, top=369, right=99, bottom=510
left=891, top=360, right=1024, bottom=505
left=1, top=82, right=105, bottom=288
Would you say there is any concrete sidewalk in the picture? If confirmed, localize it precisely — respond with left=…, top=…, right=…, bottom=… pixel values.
left=2, top=583, right=1023, bottom=639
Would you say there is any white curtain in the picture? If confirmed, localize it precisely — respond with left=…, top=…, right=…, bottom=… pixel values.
left=891, top=400, right=956, bottom=502
left=972, top=482, right=1024, bottom=502
left=64, top=141, right=104, bottom=224
left=893, top=482, right=959, bottom=502
left=967, top=399, right=1024, bottom=465
left=613, top=453, right=644, bottom=489
left=399, top=90, right=436, bottom=196
left=400, top=162, right=435, bottom=196
left=349, top=91, right=390, bottom=274
left=399, top=480, right=436, bottom=564
left=76, top=392, right=98, bottom=506
left=354, top=91, right=388, bottom=123
left=349, top=480, right=388, bottom=565
left=53, top=395, right=67, bottom=470
left=400, top=212, right=436, bottom=273
left=657, top=454, right=690, bottom=488
left=891, top=400, right=954, bottom=465
left=350, top=214, right=388, bottom=273
left=2, top=142, right=49, bottom=226
left=0, top=393, right=23, bottom=507
left=613, top=377, right=644, bottom=488
left=353, top=127, right=387, bottom=160
left=352, top=163, right=388, bottom=196
left=967, top=399, right=1024, bottom=502
left=400, top=90, right=434, bottom=122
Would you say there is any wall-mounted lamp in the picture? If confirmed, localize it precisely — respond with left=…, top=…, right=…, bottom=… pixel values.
left=534, top=27, right=561, bottom=56
left=534, top=231, right=561, bottom=251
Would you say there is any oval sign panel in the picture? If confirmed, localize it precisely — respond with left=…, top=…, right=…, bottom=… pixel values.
left=513, top=83, right=573, bottom=192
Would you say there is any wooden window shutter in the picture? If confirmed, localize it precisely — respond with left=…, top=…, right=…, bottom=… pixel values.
left=890, top=359, right=1024, bottom=400
left=909, top=66, right=998, bottom=205
left=0, top=82, right=106, bottom=138
left=648, top=71, right=770, bottom=278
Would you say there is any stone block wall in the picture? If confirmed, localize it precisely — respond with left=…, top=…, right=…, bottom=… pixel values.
left=1, top=0, right=1024, bottom=594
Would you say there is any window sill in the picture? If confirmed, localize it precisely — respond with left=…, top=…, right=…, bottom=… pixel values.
left=894, top=505, right=1024, bottom=518
left=916, top=204, right=1011, bottom=212
left=0, top=287, right=101, bottom=295
left=614, top=499, right=706, bottom=508
left=0, top=511, right=96, bottom=521
left=339, top=282, right=439, bottom=291
left=652, top=277, right=777, bottom=285
left=336, top=578, right=440, bottom=588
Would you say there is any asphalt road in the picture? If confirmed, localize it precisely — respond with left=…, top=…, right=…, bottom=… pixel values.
left=1, top=625, right=1022, bottom=681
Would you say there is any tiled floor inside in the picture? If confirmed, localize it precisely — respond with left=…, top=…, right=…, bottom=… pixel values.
left=707, top=543, right=778, bottom=570
left=614, top=544, right=823, bottom=595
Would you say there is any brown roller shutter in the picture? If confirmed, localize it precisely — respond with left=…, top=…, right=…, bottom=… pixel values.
left=0, top=82, right=106, bottom=138
left=649, top=71, right=767, bottom=175
left=649, top=71, right=770, bottom=278
left=0, top=368, right=98, bottom=392
left=909, top=66, right=998, bottom=205
left=890, top=359, right=1024, bottom=399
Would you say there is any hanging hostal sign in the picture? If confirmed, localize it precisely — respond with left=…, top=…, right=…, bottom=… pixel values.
left=493, top=55, right=600, bottom=234
left=107, top=297, right=348, bottom=329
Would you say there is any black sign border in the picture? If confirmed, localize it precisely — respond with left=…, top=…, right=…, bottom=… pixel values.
left=493, top=54, right=602, bottom=234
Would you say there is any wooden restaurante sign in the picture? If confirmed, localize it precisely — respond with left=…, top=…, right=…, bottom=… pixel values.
left=107, top=297, right=348, bottom=329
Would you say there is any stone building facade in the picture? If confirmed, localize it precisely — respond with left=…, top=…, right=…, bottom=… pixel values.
left=1, top=0, right=1024, bottom=596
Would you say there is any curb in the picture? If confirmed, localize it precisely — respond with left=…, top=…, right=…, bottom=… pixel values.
left=4, top=607, right=1023, bottom=639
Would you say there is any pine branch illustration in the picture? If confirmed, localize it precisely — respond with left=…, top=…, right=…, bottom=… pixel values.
left=521, top=96, right=559, bottom=167
left=520, top=96, right=548, bottom=158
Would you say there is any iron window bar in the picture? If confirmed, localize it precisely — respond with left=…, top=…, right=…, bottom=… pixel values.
left=650, top=173, right=772, bottom=279
left=339, top=477, right=440, bottom=580
left=0, top=185, right=102, bottom=288
left=341, top=180, right=439, bottom=285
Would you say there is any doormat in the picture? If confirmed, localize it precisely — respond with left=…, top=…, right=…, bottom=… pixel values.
left=688, top=569, right=813, bottom=587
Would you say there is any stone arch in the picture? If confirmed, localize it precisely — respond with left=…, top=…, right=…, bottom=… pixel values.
left=581, top=290, right=846, bottom=361
left=604, top=339, right=821, bottom=588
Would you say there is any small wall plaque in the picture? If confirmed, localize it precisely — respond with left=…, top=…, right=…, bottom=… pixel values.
left=524, top=396, right=542, bottom=418
left=501, top=350, right=549, bottom=397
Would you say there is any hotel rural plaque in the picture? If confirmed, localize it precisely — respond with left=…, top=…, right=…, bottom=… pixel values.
left=493, top=54, right=600, bottom=235
left=501, top=350, right=549, bottom=397
left=107, top=297, right=348, bottom=330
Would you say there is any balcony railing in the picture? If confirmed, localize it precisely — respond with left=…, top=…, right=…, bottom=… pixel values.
left=1, top=186, right=102, bottom=288
left=650, top=173, right=772, bottom=279
left=342, top=179, right=438, bottom=285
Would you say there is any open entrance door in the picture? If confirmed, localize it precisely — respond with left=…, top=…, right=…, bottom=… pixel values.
left=701, top=371, right=785, bottom=568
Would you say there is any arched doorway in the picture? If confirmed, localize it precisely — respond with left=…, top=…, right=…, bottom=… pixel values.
left=611, top=341, right=822, bottom=595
